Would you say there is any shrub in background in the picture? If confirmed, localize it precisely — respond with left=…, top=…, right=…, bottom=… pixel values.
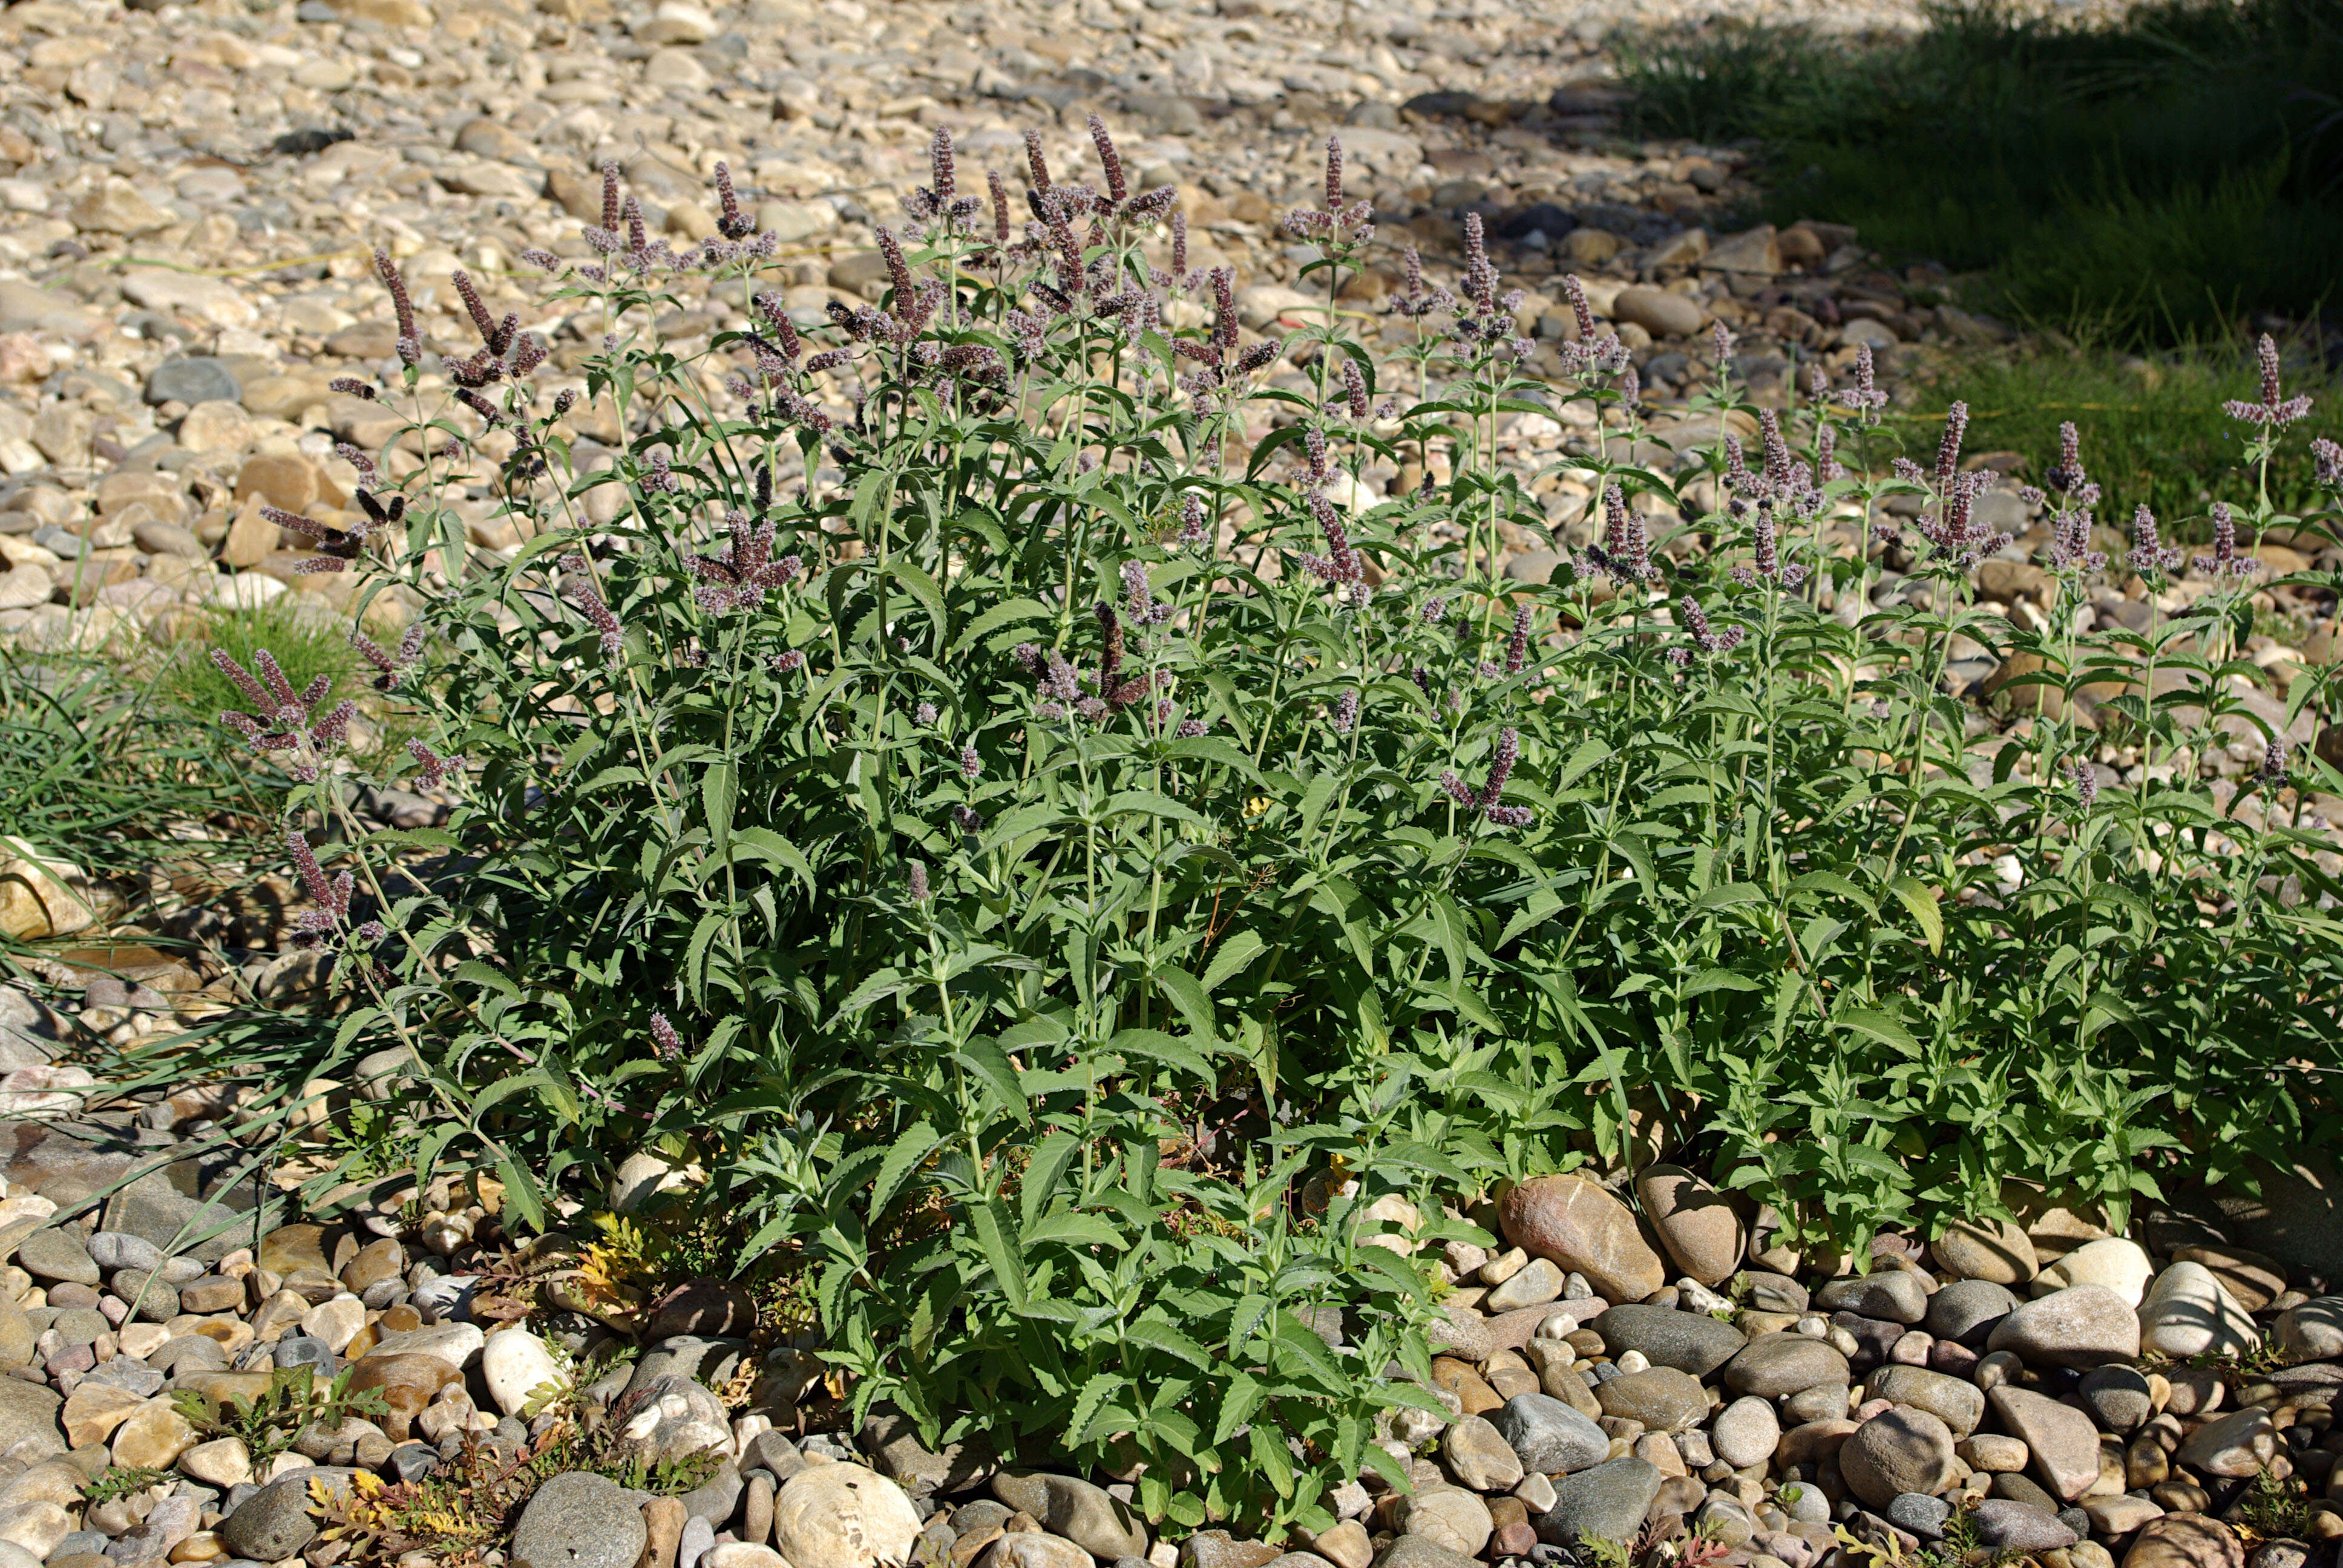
left=197, top=126, right=2343, bottom=1532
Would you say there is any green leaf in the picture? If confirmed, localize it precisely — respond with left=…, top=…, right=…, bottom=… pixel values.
left=1200, top=930, right=1267, bottom=993
left=952, top=1039, right=1032, bottom=1123
left=732, top=828, right=814, bottom=888
left=1887, top=875, right=1944, bottom=954
left=701, top=762, right=736, bottom=855
left=1067, top=1371, right=1124, bottom=1445
left=1108, top=1028, right=1218, bottom=1084
left=968, top=1197, right=1031, bottom=1313
left=1126, top=1316, right=1212, bottom=1369
left=1153, top=965, right=1217, bottom=1036
left=1020, top=1130, right=1082, bottom=1229
left=1837, top=1007, right=1922, bottom=1058
left=887, top=558, right=946, bottom=626
left=869, top=1122, right=940, bottom=1218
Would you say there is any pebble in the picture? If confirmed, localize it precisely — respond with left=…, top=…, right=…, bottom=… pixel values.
left=990, top=1472, right=1145, bottom=1561
left=2032, top=1238, right=2154, bottom=1307
left=511, top=1472, right=646, bottom=1568
left=2137, top=1262, right=2259, bottom=1358
left=1533, top=1457, right=1662, bottom=1544
left=1985, top=1285, right=2141, bottom=1367
left=1973, top=1498, right=2080, bottom=1552
left=1838, top=1407, right=1959, bottom=1509
left=1591, top=1304, right=1746, bottom=1376
left=1987, top=1385, right=2101, bottom=1501
left=2121, top=1513, right=2244, bottom=1568
left=1933, top=1218, right=2038, bottom=1285
left=1489, top=1393, right=1610, bottom=1474
left=1723, top=1334, right=1849, bottom=1397
left=1633, top=1165, right=1746, bottom=1287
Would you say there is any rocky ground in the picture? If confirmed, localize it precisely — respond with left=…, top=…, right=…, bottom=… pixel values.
left=0, top=1008, right=2336, bottom=1568
left=0, top=0, right=2341, bottom=1564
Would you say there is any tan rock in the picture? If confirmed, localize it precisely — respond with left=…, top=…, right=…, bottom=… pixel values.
left=1935, top=1217, right=2037, bottom=1284
left=0, top=838, right=94, bottom=941
left=1634, top=1165, right=1746, bottom=1287
left=1988, top=1386, right=2100, bottom=1502
left=1499, top=1175, right=1665, bottom=1304
left=221, top=500, right=277, bottom=570
left=70, top=182, right=173, bottom=236
left=2121, top=1514, right=2243, bottom=1568
left=111, top=1399, right=198, bottom=1470
left=62, top=1382, right=146, bottom=1448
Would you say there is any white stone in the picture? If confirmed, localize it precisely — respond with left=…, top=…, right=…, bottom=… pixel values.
left=703, top=1549, right=786, bottom=1568
left=369, top=1321, right=486, bottom=1368
left=301, top=1297, right=367, bottom=1354
left=0, top=837, right=92, bottom=943
left=633, top=0, right=716, bottom=42
left=119, top=269, right=257, bottom=331
left=0, top=566, right=48, bottom=613
left=483, top=1327, right=568, bottom=1416
left=2031, top=1238, right=2152, bottom=1307
left=179, top=1437, right=251, bottom=1488
left=771, top=1466, right=920, bottom=1568
left=2137, top=1261, right=2259, bottom=1358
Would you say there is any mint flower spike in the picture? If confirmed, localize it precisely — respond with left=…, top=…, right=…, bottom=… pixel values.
left=1439, top=728, right=1533, bottom=829
left=2223, top=333, right=2313, bottom=428
left=2192, top=502, right=2259, bottom=580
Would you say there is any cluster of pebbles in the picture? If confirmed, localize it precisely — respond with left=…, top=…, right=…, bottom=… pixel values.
left=0, top=1023, right=2332, bottom=1568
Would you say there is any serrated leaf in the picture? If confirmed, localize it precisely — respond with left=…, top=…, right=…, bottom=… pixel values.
left=968, top=1197, right=1030, bottom=1313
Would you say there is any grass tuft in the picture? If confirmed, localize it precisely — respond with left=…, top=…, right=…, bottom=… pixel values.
left=1617, top=0, right=2343, bottom=344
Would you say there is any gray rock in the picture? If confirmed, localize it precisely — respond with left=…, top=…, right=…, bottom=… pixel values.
left=1737, top=1270, right=1809, bottom=1314
left=991, top=1472, right=1149, bottom=1561
left=2077, top=1365, right=2155, bottom=1435
left=1815, top=1272, right=1928, bottom=1325
left=84, top=1232, right=164, bottom=1273
left=675, top=1460, right=741, bottom=1527
left=859, top=1402, right=997, bottom=1495
left=1988, top=1472, right=2061, bottom=1514
left=145, top=358, right=241, bottom=408
left=1984, top=1284, right=2139, bottom=1368
left=1968, top=1497, right=2077, bottom=1552
left=511, top=1472, right=648, bottom=1568
left=1710, top=1396, right=1779, bottom=1470
left=0, top=1376, right=60, bottom=1457
left=1372, top=1536, right=1480, bottom=1568
left=274, top=1336, right=336, bottom=1377
left=1489, top=1393, right=1609, bottom=1474
left=13, top=1230, right=96, bottom=1286
left=744, top=1429, right=806, bottom=1483
left=151, top=1334, right=228, bottom=1376
left=99, top=1172, right=244, bottom=1265
left=2275, top=1296, right=2343, bottom=1359
left=1532, top=1457, right=1663, bottom=1546
left=1593, top=1367, right=1708, bottom=1434
left=624, top=1337, right=750, bottom=1398
left=952, top=1500, right=1013, bottom=1535
left=218, top=1477, right=317, bottom=1562
left=611, top=1375, right=730, bottom=1465
left=79, top=1357, right=163, bottom=1397
left=1887, top=1494, right=1950, bottom=1541
left=1924, top=1279, right=2016, bottom=1347
left=1722, top=1334, right=1849, bottom=1397
left=1838, top=1408, right=1959, bottom=1510
left=1589, top=1305, right=1746, bottom=1377
left=1864, top=1365, right=1984, bottom=1438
